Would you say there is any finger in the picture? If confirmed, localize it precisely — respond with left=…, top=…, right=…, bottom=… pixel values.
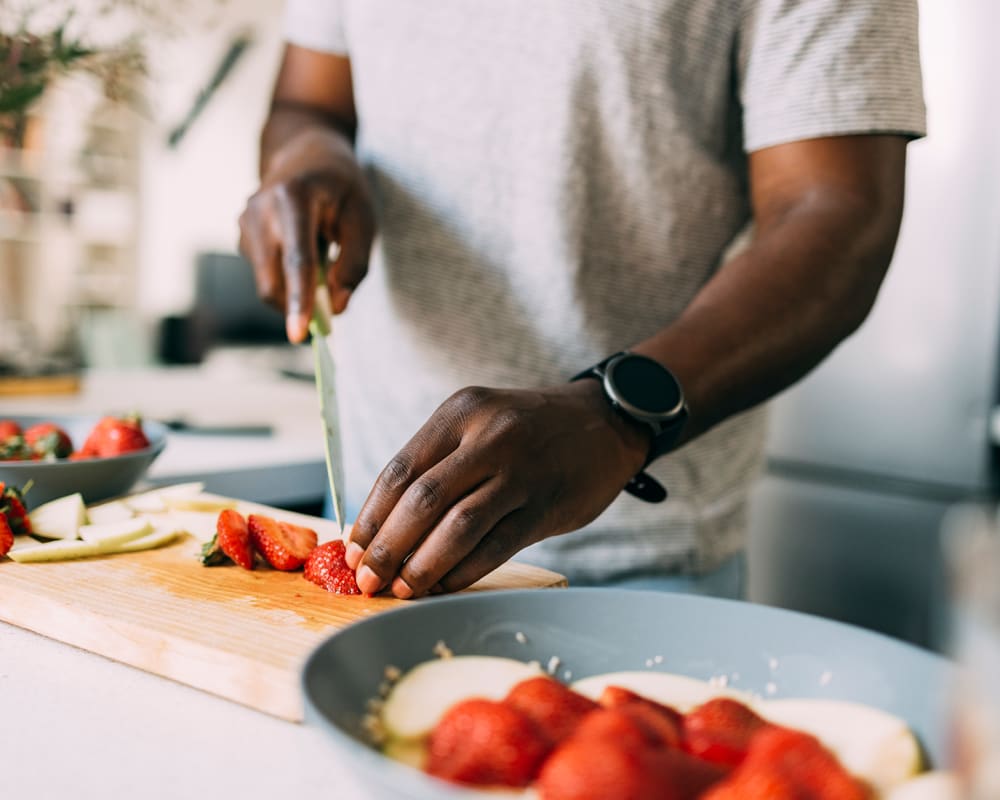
left=435, top=509, right=536, bottom=594
left=354, top=447, right=494, bottom=596
left=391, top=477, right=524, bottom=599
left=275, top=186, right=321, bottom=343
left=326, top=192, right=374, bottom=314
left=238, top=206, right=286, bottom=310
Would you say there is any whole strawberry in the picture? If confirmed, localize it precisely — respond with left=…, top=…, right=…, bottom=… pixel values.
left=81, top=416, right=150, bottom=458
left=304, top=540, right=361, bottom=594
left=0, top=420, right=21, bottom=442
left=247, top=514, right=317, bottom=571
left=599, top=685, right=684, bottom=748
left=426, top=698, right=549, bottom=787
left=23, top=423, right=73, bottom=459
left=0, top=512, right=12, bottom=557
left=0, top=435, right=34, bottom=461
left=0, top=483, right=32, bottom=535
left=504, top=677, right=598, bottom=746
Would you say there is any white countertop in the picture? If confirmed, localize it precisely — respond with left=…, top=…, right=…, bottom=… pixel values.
left=0, top=363, right=329, bottom=507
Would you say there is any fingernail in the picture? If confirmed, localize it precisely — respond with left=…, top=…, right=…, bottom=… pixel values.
left=391, top=577, right=414, bottom=599
left=345, top=542, right=364, bottom=569
left=332, top=288, right=351, bottom=314
left=286, top=313, right=308, bottom=343
left=356, top=565, right=382, bottom=595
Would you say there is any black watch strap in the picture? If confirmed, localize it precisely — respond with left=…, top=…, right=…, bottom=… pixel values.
left=572, top=354, right=682, bottom=504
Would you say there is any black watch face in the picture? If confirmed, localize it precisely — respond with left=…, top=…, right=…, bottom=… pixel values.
left=608, top=354, right=683, bottom=417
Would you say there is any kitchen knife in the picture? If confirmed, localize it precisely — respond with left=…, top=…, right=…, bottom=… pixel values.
left=309, top=278, right=346, bottom=534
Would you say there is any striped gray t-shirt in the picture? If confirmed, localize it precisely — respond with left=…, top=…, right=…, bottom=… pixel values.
left=284, top=0, right=925, bottom=581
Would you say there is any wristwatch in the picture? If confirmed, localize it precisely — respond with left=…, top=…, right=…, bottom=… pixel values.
left=572, top=352, right=688, bottom=503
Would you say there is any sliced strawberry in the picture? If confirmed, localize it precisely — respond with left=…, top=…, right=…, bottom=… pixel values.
left=216, top=509, right=254, bottom=570
left=23, top=423, right=74, bottom=459
left=247, top=514, right=317, bottom=571
left=0, top=485, right=32, bottom=536
left=503, top=677, right=599, bottom=745
left=0, top=512, right=13, bottom=557
left=683, top=697, right=771, bottom=768
left=538, top=734, right=725, bottom=800
left=703, top=727, right=871, bottom=800
left=0, top=420, right=21, bottom=441
left=599, top=685, right=684, bottom=748
left=426, top=697, right=549, bottom=787
left=304, top=540, right=361, bottom=594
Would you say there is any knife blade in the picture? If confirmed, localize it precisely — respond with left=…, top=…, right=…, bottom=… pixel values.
left=309, top=279, right=346, bottom=535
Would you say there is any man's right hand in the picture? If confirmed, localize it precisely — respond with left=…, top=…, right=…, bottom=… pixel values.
left=238, top=127, right=375, bottom=343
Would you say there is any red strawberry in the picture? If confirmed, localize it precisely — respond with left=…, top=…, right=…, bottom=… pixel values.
left=572, top=707, right=664, bottom=751
left=0, top=420, right=21, bottom=441
left=0, top=512, right=13, bottom=557
left=683, top=697, right=771, bottom=768
left=426, top=698, right=549, bottom=787
left=304, top=539, right=361, bottom=594
left=503, top=677, right=599, bottom=745
left=23, top=423, right=74, bottom=459
left=599, top=685, right=684, bottom=748
left=216, top=509, right=254, bottom=570
left=538, top=734, right=726, bottom=800
left=247, top=514, right=317, bottom=570
left=81, top=416, right=150, bottom=458
left=0, top=484, right=32, bottom=535
left=703, top=727, right=871, bottom=800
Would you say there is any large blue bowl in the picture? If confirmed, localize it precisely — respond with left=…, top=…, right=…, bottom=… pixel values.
left=0, top=414, right=168, bottom=508
left=302, top=588, right=955, bottom=799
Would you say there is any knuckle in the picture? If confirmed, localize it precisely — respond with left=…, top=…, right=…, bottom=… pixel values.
left=401, top=560, right=432, bottom=591
left=447, top=504, right=482, bottom=546
left=489, top=406, right=528, bottom=436
left=365, top=540, right=393, bottom=573
left=407, top=477, right=444, bottom=514
left=380, top=455, right=414, bottom=492
left=446, top=386, right=490, bottom=416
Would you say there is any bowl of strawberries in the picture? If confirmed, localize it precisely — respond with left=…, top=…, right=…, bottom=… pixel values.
left=0, top=414, right=168, bottom=508
left=302, top=589, right=957, bottom=800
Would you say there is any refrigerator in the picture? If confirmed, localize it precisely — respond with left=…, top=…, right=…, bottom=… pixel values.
left=746, top=0, right=1000, bottom=652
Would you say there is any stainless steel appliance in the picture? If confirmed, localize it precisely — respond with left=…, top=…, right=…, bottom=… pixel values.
left=747, top=0, right=1000, bottom=650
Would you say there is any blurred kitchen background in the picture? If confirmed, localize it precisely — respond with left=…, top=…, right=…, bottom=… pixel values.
left=1, top=0, right=998, bottom=653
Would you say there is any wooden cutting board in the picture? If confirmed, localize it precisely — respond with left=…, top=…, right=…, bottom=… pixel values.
left=0, top=492, right=566, bottom=721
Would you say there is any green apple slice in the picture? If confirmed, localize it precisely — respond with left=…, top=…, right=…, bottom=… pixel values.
left=381, top=656, right=544, bottom=741
left=571, top=671, right=750, bottom=712
left=78, top=517, right=154, bottom=543
left=86, top=501, right=136, bottom=526
left=9, top=520, right=152, bottom=562
left=759, top=698, right=923, bottom=793
left=28, top=493, right=88, bottom=540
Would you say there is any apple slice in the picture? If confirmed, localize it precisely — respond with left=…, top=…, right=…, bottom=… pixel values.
left=885, top=771, right=962, bottom=800
left=759, top=698, right=923, bottom=793
left=112, top=526, right=184, bottom=553
left=78, top=517, right=154, bottom=544
left=381, top=656, right=544, bottom=741
left=86, top=501, right=136, bottom=526
left=8, top=519, right=152, bottom=562
left=571, top=671, right=750, bottom=712
left=28, top=493, right=88, bottom=540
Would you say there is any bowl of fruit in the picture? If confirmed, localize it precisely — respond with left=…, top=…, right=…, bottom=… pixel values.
left=0, top=414, right=168, bottom=508
left=302, top=588, right=958, bottom=800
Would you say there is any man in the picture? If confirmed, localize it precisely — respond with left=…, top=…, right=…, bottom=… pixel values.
left=239, top=0, right=925, bottom=600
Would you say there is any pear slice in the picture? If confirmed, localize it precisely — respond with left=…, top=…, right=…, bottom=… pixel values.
left=381, top=656, right=544, bottom=741
left=112, top=526, right=184, bottom=552
left=78, top=517, right=154, bottom=543
left=759, top=698, right=923, bottom=793
left=28, top=493, right=88, bottom=540
left=571, top=671, right=750, bottom=712
left=86, top=501, right=136, bottom=526
left=885, top=771, right=962, bottom=800
left=9, top=519, right=152, bottom=562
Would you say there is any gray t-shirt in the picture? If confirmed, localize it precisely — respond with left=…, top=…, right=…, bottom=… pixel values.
left=284, top=0, right=925, bottom=582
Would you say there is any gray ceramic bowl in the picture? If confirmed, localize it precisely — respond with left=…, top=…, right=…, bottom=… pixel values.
left=302, top=588, right=955, bottom=800
left=0, top=414, right=168, bottom=508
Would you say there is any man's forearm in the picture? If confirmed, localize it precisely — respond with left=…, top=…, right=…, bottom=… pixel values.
left=260, top=102, right=356, bottom=178
left=634, top=186, right=903, bottom=445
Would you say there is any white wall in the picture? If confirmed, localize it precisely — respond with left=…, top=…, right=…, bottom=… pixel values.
left=137, top=0, right=285, bottom=316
